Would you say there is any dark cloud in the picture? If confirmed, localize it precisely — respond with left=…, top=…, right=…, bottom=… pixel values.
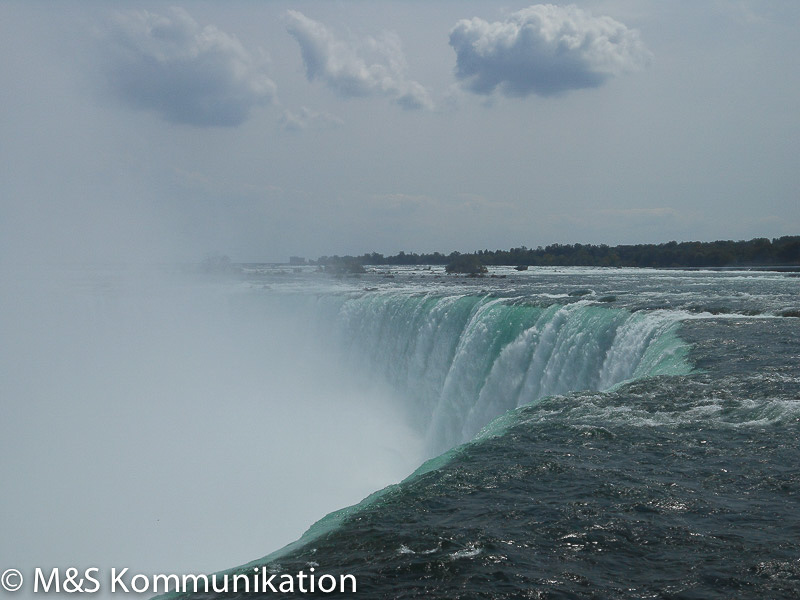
left=450, top=4, right=651, bottom=98
left=285, top=10, right=433, bottom=110
left=101, top=7, right=276, bottom=127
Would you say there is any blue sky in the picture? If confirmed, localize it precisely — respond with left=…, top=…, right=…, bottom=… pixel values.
left=1, top=1, right=798, bottom=262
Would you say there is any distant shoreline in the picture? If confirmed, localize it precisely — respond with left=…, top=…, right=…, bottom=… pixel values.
left=297, top=236, right=800, bottom=271
left=245, top=263, right=800, bottom=273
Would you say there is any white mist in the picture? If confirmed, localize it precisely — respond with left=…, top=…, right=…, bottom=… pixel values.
left=0, top=265, right=423, bottom=597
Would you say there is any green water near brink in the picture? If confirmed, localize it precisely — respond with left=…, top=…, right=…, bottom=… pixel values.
left=317, top=293, right=693, bottom=452
left=172, top=267, right=800, bottom=599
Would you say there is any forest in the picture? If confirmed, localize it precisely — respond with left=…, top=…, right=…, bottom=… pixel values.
left=316, top=236, right=800, bottom=270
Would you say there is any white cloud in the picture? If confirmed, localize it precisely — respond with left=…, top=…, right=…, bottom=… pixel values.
left=100, top=7, right=276, bottom=126
left=285, top=10, right=434, bottom=110
left=450, top=4, right=652, bottom=97
left=280, top=107, right=344, bottom=132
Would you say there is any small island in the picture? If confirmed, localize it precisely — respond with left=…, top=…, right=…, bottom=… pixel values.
left=445, top=254, right=488, bottom=275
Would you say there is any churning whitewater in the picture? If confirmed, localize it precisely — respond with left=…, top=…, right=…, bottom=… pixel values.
left=166, top=264, right=800, bottom=600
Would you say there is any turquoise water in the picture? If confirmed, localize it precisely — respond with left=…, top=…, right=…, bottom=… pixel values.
left=161, top=266, right=800, bottom=599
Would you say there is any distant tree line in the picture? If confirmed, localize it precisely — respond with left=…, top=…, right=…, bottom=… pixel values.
left=316, top=236, right=800, bottom=269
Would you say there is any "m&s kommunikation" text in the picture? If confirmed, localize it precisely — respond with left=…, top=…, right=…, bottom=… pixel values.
left=1, top=566, right=356, bottom=594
